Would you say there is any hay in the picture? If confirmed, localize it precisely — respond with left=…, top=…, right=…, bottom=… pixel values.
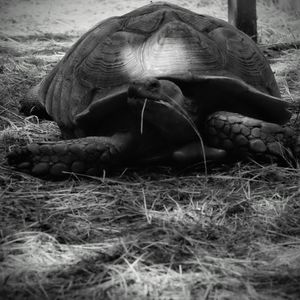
left=1, top=1, right=300, bottom=299
left=1, top=165, right=299, bottom=299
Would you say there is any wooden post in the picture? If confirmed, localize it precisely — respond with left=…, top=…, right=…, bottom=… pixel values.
left=228, top=0, right=257, bottom=42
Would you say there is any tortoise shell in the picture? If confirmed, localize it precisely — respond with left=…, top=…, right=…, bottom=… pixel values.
left=37, top=1, right=281, bottom=136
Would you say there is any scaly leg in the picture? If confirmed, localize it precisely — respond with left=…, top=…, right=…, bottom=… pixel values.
left=205, top=111, right=299, bottom=163
left=7, top=133, right=134, bottom=177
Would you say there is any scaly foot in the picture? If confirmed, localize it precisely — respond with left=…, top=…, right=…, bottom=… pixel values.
left=205, top=111, right=298, bottom=163
left=7, top=136, right=127, bottom=177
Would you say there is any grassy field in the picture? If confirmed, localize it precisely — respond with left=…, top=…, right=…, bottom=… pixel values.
left=0, top=0, right=300, bottom=299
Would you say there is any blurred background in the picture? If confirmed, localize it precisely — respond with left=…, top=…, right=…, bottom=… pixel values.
left=0, top=0, right=299, bottom=44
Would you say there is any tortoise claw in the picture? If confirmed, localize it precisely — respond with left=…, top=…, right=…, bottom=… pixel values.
left=7, top=148, right=34, bottom=173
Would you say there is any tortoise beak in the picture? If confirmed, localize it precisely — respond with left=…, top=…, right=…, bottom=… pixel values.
left=127, top=78, right=161, bottom=99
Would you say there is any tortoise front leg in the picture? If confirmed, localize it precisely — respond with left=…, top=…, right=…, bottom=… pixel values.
left=205, top=111, right=299, bottom=163
left=7, top=133, right=134, bottom=178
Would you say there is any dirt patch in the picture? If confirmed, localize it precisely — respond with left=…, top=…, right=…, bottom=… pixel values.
left=1, top=0, right=299, bottom=43
left=0, top=0, right=225, bottom=36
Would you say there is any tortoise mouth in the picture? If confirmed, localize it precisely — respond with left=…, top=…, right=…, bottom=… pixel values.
left=127, top=85, right=146, bottom=102
left=127, top=80, right=201, bottom=144
left=127, top=80, right=164, bottom=104
left=127, top=78, right=186, bottom=109
left=127, top=79, right=194, bottom=125
left=127, top=83, right=172, bottom=117
left=127, top=85, right=179, bottom=117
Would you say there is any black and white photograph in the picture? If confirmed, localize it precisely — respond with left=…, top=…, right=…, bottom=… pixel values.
left=0, top=0, right=300, bottom=299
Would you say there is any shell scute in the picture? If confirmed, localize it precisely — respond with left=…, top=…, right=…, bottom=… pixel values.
left=38, top=2, right=283, bottom=136
left=78, top=31, right=146, bottom=88
left=123, top=9, right=166, bottom=34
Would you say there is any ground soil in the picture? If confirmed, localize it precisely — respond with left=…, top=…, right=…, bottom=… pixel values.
left=1, top=0, right=299, bottom=43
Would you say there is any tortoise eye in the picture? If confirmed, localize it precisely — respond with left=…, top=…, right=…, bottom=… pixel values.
left=148, top=80, right=160, bottom=90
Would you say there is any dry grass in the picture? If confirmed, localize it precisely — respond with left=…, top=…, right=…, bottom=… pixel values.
left=1, top=163, right=300, bottom=299
left=1, top=1, right=300, bottom=299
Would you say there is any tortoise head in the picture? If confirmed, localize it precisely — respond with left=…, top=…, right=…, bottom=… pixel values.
left=128, top=77, right=199, bottom=143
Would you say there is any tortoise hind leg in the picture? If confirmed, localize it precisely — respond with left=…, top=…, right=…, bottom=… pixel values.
left=7, top=133, right=134, bottom=178
left=205, top=111, right=298, bottom=164
left=20, top=84, right=52, bottom=120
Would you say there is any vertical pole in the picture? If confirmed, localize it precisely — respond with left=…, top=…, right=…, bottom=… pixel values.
left=228, top=0, right=257, bottom=42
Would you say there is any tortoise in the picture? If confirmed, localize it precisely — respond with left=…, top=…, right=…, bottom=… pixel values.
left=7, top=2, right=299, bottom=178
